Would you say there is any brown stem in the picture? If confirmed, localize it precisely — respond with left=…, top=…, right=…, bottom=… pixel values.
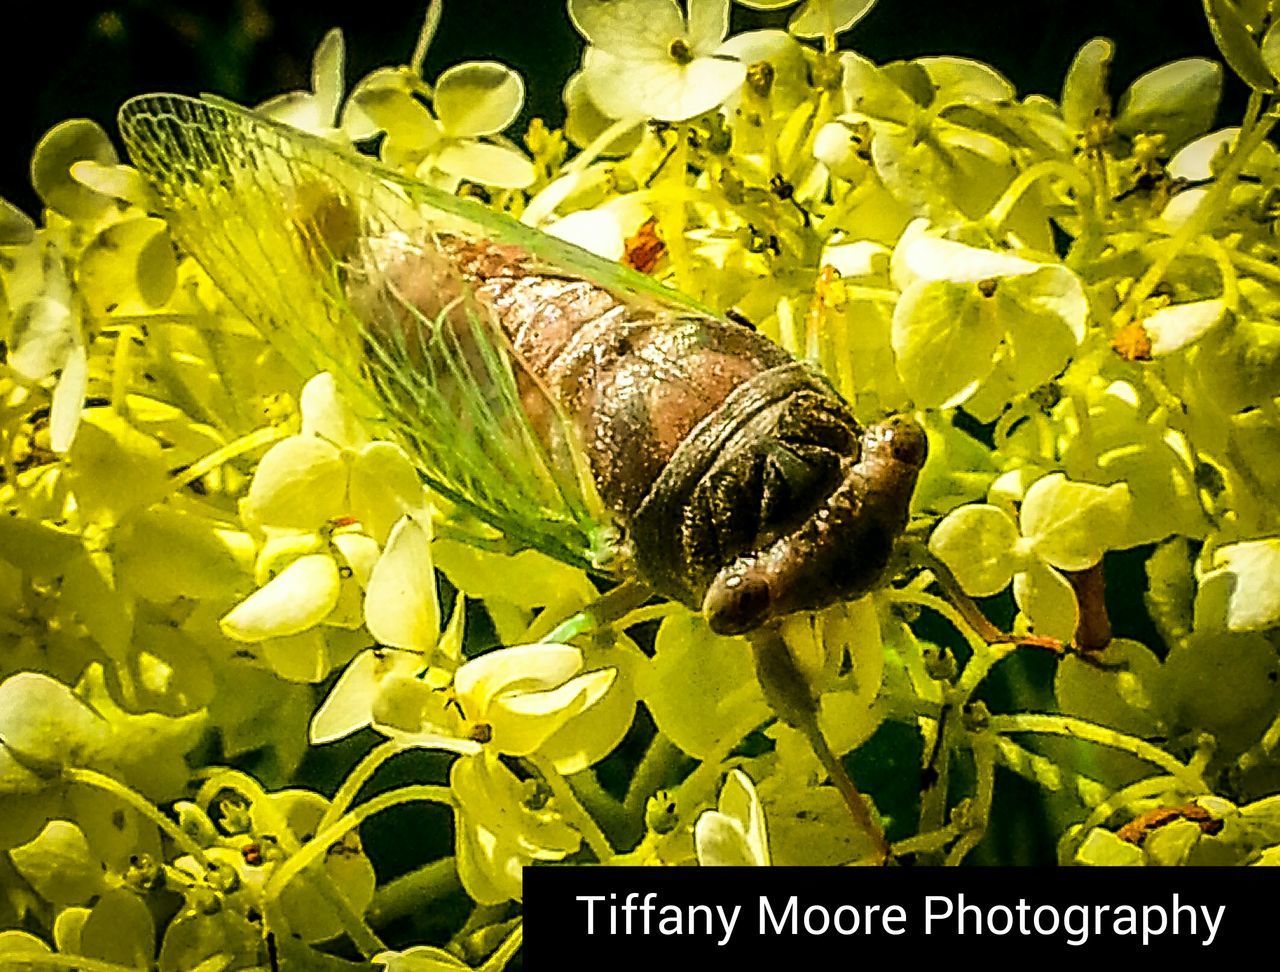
left=1063, top=563, right=1112, bottom=653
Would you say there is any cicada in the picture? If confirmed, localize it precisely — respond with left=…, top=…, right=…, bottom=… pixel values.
left=118, top=94, right=926, bottom=636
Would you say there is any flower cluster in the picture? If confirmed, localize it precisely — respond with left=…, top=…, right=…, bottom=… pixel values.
left=3, top=0, right=1280, bottom=968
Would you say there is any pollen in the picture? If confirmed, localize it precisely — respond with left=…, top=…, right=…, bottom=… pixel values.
left=624, top=217, right=666, bottom=274
left=1112, top=321, right=1153, bottom=361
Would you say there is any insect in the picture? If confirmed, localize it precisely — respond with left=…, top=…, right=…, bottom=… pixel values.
left=118, top=94, right=926, bottom=636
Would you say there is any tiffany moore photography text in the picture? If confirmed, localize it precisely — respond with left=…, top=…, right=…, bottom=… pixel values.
left=573, top=892, right=1227, bottom=948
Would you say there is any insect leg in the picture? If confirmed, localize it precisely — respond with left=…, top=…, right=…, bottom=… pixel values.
left=539, top=579, right=654, bottom=644
left=748, top=625, right=891, bottom=864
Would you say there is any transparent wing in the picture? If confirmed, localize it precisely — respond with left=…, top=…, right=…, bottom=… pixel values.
left=119, top=93, right=638, bottom=571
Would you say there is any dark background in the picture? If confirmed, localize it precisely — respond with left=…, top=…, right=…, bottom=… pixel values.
left=2, top=0, right=1245, bottom=215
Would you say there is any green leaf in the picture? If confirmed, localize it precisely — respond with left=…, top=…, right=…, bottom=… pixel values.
left=1203, top=0, right=1277, bottom=91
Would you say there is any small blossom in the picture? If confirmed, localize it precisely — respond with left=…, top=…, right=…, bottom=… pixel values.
left=347, top=61, right=535, bottom=189
left=452, top=752, right=582, bottom=903
left=258, top=29, right=347, bottom=137
left=570, top=0, right=747, bottom=122
left=694, top=769, right=771, bottom=865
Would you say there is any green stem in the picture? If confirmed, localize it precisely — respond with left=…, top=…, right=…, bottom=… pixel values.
left=270, top=785, right=454, bottom=891
left=985, top=159, right=1096, bottom=236
left=623, top=732, right=686, bottom=820
left=264, top=784, right=454, bottom=951
left=1117, top=105, right=1279, bottom=324
left=319, top=738, right=409, bottom=831
left=531, top=757, right=615, bottom=862
left=63, top=767, right=211, bottom=868
left=479, top=921, right=524, bottom=972
left=368, top=856, right=461, bottom=928
left=890, top=824, right=961, bottom=859
left=988, top=714, right=1205, bottom=790
left=540, top=580, right=651, bottom=643
left=944, top=733, right=996, bottom=866
left=409, top=0, right=443, bottom=76
left=749, top=628, right=889, bottom=863
left=1061, top=774, right=1185, bottom=861
left=168, top=425, right=286, bottom=495
left=669, top=726, right=759, bottom=833
left=991, top=735, right=1110, bottom=807
left=261, top=780, right=451, bottom=960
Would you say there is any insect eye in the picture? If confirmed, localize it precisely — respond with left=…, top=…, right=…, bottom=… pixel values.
left=704, top=572, right=772, bottom=635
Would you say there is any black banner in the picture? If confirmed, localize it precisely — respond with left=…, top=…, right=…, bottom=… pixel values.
left=523, top=867, right=1277, bottom=965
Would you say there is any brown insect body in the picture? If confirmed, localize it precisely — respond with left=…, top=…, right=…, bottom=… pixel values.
left=117, top=94, right=927, bottom=636
left=420, top=237, right=928, bottom=635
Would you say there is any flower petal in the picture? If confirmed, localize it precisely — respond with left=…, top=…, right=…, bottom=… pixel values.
left=220, top=554, right=341, bottom=641
left=568, top=0, right=684, bottom=54
left=488, top=668, right=617, bottom=757
left=300, top=372, right=369, bottom=449
left=434, top=61, right=525, bottom=138
left=687, top=0, right=731, bottom=52
left=789, top=0, right=878, bottom=38
left=364, top=515, right=439, bottom=652
left=310, top=647, right=424, bottom=744
left=244, top=436, right=348, bottom=531
left=454, top=643, right=584, bottom=713
left=431, top=141, right=536, bottom=189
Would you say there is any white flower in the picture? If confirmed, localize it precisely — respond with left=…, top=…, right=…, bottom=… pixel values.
left=347, top=61, right=535, bottom=189
left=258, top=29, right=347, bottom=137
left=736, top=0, right=879, bottom=40
left=694, top=769, right=771, bottom=865
left=570, top=0, right=747, bottom=122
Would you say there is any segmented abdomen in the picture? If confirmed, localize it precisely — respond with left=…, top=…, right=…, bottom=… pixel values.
left=445, top=237, right=794, bottom=520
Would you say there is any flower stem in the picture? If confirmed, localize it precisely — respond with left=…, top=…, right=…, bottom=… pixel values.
left=1116, top=105, right=1279, bottom=325
left=987, top=713, right=1205, bottom=790
left=479, top=920, right=524, bottom=972
left=63, top=767, right=212, bottom=868
left=319, top=738, right=409, bottom=831
left=368, top=856, right=461, bottom=928
left=532, top=757, right=615, bottom=862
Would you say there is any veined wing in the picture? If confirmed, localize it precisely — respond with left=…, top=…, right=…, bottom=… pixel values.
left=118, top=92, right=648, bottom=571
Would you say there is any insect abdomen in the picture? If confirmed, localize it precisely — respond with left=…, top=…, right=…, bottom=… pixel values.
left=459, top=240, right=792, bottom=519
